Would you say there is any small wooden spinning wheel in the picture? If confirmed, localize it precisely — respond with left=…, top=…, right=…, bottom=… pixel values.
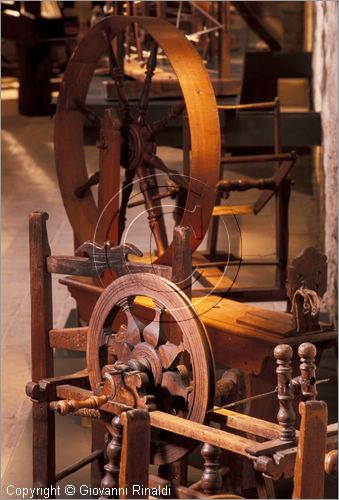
left=55, top=15, right=220, bottom=264
left=87, top=272, right=215, bottom=464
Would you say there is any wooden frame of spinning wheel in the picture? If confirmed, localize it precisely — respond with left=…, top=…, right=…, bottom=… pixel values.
left=54, top=14, right=220, bottom=264
left=25, top=211, right=337, bottom=497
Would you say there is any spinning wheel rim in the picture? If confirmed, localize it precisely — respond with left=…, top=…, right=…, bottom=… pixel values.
left=55, top=15, right=220, bottom=264
left=87, top=272, right=215, bottom=464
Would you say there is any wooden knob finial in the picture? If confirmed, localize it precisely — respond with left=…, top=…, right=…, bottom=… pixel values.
left=274, top=344, right=293, bottom=362
left=325, top=450, right=338, bottom=476
left=298, top=342, right=317, bottom=360
left=298, top=342, right=317, bottom=400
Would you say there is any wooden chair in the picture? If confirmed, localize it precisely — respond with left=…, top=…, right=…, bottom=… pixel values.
left=195, top=97, right=297, bottom=301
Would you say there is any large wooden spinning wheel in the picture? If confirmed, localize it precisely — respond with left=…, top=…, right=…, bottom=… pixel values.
left=87, top=272, right=215, bottom=464
left=55, top=15, right=220, bottom=265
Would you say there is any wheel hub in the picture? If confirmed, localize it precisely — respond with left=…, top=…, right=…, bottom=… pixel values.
left=122, top=123, right=156, bottom=171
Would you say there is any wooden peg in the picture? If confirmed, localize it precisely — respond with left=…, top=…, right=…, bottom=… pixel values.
left=99, top=416, right=123, bottom=499
left=201, top=443, right=222, bottom=495
left=50, top=395, right=108, bottom=415
left=274, top=344, right=296, bottom=441
left=298, top=342, right=317, bottom=401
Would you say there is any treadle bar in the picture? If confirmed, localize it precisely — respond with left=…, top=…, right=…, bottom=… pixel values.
left=220, top=152, right=295, bottom=164
left=55, top=450, right=104, bottom=482
left=217, top=101, right=276, bottom=111
left=194, top=259, right=279, bottom=268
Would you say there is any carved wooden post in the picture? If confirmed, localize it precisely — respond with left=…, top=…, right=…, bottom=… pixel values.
left=95, top=110, right=121, bottom=484
left=158, top=225, right=192, bottom=486
left=29, top=212, right=55, bottom=493
left=274, top=344, right=296, bottom=441
left=96, top=109, right=121, bottom=247
left=286, top=247, right=327, bottom=332
left=292, top=401, right=328, bottom=499
left=172, top=225, right=192, bottom=299
left=99, top=416, right=123, bottom=499
left=201, top=443, right=222, bottom=495
left=298, top=342, right=317, bottom=401
left=119, top=410, right=150, bottom=499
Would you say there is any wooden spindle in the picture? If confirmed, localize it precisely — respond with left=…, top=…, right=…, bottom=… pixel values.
left=99, top=416, right=123, bottom=499
left=274, top=344, right=296, bottom=441
left=201, top=443, right=222, bottom=495
left=137, top=42, right=158, bottom=125
left=298, top=342, right=317, bottom=401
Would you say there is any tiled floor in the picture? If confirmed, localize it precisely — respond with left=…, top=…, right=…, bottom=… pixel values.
left=1, top=93, right=337, bottom=499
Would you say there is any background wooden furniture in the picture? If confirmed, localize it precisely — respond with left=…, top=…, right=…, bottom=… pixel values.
left=187, top=97, right=297, bottom=301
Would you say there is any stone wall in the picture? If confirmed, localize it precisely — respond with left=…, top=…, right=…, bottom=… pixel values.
left=313, top=1, right=338, bottom=325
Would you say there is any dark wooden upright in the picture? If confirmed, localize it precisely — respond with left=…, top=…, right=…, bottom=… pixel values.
left=292, top=401, right=328, bottom=499
left=96, top=109, right=121, bottom=247
left=172, top=225, right=192, bottom=299
left=158, top=225, right=192, bottom=486
left=29, top=211, right=55, bottom=493
left=119, top=410, right=151, bottom=499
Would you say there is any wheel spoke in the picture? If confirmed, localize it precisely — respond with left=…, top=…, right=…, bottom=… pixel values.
left=72, top=99, right=101, bottom=127
left=137, top=165, right=169, bottom=254
left=103, top=30, right=132, bottom=123
left=158, top=342, right=184, bottom=369
left=142, top=307, right=166, bottom=348
left=151, top=100, right=185, bottom=136
left=144, top=154, right=189, bottom=189
left=74, top=171, right=100, bottom=198
left=161, top=371, right=191, bottom=401
left=120, top=297, right=143, bottom=346
left=136, top=41, right=158, bottom=125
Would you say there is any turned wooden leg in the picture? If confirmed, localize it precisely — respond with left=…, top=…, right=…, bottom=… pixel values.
left=91, top=421, right=107, bottom=488
left=274, top=344, right=296, bottom=441
left=201, top=443, right=222, bottom=495
left=158, top=459, right=188, bottom=487
left=99, top=416, right=123, bottom=499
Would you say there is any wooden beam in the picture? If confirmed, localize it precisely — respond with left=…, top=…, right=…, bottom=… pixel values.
left=212, top=408, right=290, bottom=440
left=150, top=411, right=255, bottom=456
left=49, top=327, right=88, bottom=351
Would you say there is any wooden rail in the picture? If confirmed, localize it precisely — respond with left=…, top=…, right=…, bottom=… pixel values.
left=150, top=411, right=254, bottom=456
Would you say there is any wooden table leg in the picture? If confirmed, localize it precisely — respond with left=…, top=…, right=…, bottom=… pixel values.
left=32, top=402, right=55, bottom=496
